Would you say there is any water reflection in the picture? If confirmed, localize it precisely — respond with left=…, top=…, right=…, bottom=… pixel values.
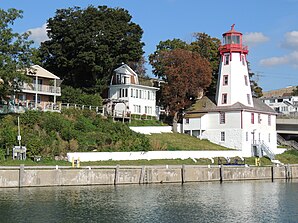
left=0, top=180, right=297, bottom=223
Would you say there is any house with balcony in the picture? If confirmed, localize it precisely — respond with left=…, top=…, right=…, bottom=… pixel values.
left=106, top=64, right=159, bottom=119
left=16, top=65, right=61, bottom=111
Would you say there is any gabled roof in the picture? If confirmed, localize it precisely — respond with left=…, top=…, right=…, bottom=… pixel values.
left=114, top=64, right=137, bottom=77
left=186, top=96, right=276, bottom=115
left=27, top=65, right=60, bottom=80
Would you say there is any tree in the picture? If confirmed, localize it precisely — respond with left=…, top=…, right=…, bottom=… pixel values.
left=155, top=49, right=212, bottom=115
left=190, top=33, right=221, bottom=96
left=292, top=86, right=298, bottom=96
left=0, top=8, right=34, bottom=102
left=247, top=62, right=263, bottom=98
left=60, top=85, right=102, bottom=106
left=149, top=39, right=189, bottom=79
left=39, top=5, right=144, bottom=94
left=127, top=56, right=147, bottom=78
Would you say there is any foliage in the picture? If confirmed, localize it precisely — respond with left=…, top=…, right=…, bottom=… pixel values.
left=39, top=5, right=144, bottom=94
left=248, top=62, right=263, bottom=98
left=292, top=86, right=298, bottom=96
left=0, top=8, right=34, bottom=102
left=0, top=110, right=152, bottom=158
left=149, top=38, right=190, bottom=79
left=190, top=33, right=221, bottom=96
left=60, top=85, right=102, bottom=106
left=127, top=56, right=147, bottom=78
left=152, top=48, right=212, bottom=115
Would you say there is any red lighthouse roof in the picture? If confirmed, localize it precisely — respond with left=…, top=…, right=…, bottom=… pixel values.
left=219, top=24, right=248, bottom=55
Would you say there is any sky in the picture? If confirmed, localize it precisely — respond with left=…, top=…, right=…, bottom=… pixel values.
left=1, top=0, right=298, bottom=92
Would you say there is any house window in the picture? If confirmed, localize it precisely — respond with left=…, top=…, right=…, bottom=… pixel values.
left=131, top=89, right=133, bottom=97
left=136, top=90, right=139, bottom=98
left=268, top=115, right=271, bottom=126
left=119, top=88, right=122, bottom=98
left=258, top=114, right=261, bottom=124
left=246, top=132, right=248, bottom=141
left=185, top=118, right=189, bottom=124
left=220, top=132, right=225, bottom=141
left=247, top=94, right=251, bottom=105
left=269, top=99, right=275, bottom=103
left=251, top=113, right=254, bottom=124
left=184, top=130, right=191, bottom=135
left=223, top=75, right=228, bottom=86
left=18, top=94, right=26, bottom=101
left=244, top=75, right=248, bottom=86
left=33, top=95, right=41, bottom=104
left=224, top=54, right=230, bottom=65
left=222, top=94, right=227, bottom=104
left=268, top=133, right=271, bottom=143
left=220, top=112, right=225, bottom=124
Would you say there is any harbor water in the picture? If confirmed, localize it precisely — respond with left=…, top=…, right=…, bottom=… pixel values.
left=0, top=180, right=297, bottom=223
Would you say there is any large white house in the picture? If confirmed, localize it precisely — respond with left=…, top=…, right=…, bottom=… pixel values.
left=182, top=25, right=278, bottom=158
left=107, top=64, right=159, bottom=118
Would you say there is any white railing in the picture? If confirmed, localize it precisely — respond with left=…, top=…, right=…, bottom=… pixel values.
left=21, top=83, right=61, bottom=94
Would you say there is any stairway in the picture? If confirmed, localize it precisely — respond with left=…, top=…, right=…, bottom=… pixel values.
left=277, top=134, right=298, bottom=151
left=252, top=141, right=275, bottom=160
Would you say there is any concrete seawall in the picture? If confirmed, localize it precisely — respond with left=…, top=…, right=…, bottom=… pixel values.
left=0, top=164, right=297, bottom=188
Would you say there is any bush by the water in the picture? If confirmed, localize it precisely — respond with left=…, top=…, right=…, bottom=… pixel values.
left=0, top=109, right=150, bottom=158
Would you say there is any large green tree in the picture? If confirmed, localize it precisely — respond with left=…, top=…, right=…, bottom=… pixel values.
left=190, top=33, right=221, bottom=96
left=0, top=8, right=33, bottom=102
left=39, top=5, right=144, bottom=94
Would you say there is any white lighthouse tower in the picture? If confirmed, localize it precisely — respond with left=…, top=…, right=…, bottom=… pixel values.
left=215, top=24, right=253, bottom=107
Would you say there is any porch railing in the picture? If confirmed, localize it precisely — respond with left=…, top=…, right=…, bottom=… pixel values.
left=21, top=83, right=61, bottom=94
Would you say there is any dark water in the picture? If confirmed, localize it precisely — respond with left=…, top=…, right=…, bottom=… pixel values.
left=0, top=180, right=297, bottom=223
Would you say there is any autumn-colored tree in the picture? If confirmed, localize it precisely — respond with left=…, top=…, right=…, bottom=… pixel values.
left=157, top=49, right=212, bottom=115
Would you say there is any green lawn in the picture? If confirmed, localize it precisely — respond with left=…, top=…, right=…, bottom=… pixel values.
left=147, top=133, right=231, bottom=151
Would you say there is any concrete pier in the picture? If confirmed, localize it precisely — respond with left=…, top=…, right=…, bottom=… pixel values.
left=0, top=164, right=297, bottom=188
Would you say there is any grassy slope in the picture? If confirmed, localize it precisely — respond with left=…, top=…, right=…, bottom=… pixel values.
left=147, top=133, right=231, bottom=151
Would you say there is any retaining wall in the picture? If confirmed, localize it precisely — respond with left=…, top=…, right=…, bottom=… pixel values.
left=0, top=164, right=297, bottom=188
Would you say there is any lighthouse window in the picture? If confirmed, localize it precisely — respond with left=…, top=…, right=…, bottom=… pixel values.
left=247, top=94, right=251, bottom=105
left=222, top=94, right=227, bottom=104
left=223, top=75, right=228, bottom=85
left=242, top=55, right=245, bottom=65
left=244, top=75, right=248, bottom=86
left=231, top=35, right=240, bottom=44
left=224, top=54, right=230, bottom=65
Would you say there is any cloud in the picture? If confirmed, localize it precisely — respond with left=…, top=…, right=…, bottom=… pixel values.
left=260, top=51, right=298, bottom=67
left=281, top=31, right=298, bottom=49
left=243, top=32, right=269, bottom=46
left=27, top=23, right=49, bottom=45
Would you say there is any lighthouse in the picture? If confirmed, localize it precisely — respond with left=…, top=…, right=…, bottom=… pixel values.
left=215, top=24, right=253, bottom=107
left=182, top=25, right=279, bottom=158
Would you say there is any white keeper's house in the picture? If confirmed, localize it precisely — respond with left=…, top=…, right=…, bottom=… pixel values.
left=106, top=64, right=159, bottom=118
left=182, top=25, right=279, bottom=158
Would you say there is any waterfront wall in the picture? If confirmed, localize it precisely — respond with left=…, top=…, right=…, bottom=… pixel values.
left=0, top=164, right=297, bottom=188
left=67, top=151, right=244, bottom=162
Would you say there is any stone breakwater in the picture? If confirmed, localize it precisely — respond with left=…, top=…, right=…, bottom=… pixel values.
left=0, top=164, right=297, bottom=188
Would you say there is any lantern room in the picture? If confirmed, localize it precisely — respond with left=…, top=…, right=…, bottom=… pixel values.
left=219, top=24, right=248, bottom=55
